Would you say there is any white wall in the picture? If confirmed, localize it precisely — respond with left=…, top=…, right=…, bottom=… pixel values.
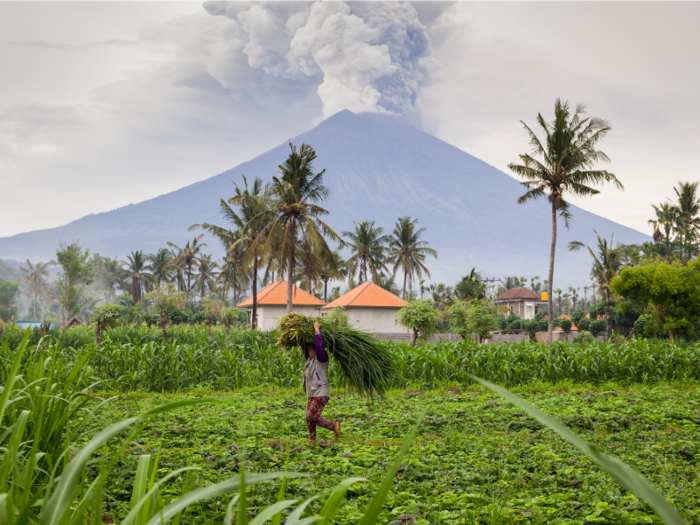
left=254, top=305, right=323, bottom=331
left=336, top=307, right=409, bottom=333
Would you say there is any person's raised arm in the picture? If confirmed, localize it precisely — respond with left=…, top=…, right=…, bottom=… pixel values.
left=313, top=321, right=328, bottom=363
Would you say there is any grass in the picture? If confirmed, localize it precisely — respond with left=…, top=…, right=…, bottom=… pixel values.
left=96, top=383, right=700, bottom=524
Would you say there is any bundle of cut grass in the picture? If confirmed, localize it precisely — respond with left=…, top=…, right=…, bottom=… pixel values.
left=277, top=312, right=395, bottom=398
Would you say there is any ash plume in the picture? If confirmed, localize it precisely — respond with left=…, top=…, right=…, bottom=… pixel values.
left=203, top=1, right=435, bottom=117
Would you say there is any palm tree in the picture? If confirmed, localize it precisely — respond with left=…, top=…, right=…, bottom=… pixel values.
left=344, top=221, right=390, bottom=284
left=123, top=251, right=153, bottom=304
left=387, top=216, right=438, bottom=299
left=192, top=254, right=219, bottom=299
left=508, top=99, right=623, bottom=343
left=554, top=288, right=563, bottom=315
left=454, top=268, right=486, bottom=301
left=238, top=144, right=339, bottom=314
left=167, top=235, right=207, bottom=300
left=568, top=286, right=580, bottom=312
left=569, top=231, right=634, bottom=341
left=428, top=283, right=452, bottom=307
left=218, top=243, right=249, bottom=306
left=319, top=250, right=345, bottom=303
left=146, top=249, right=173, bottom=286
left=672, top=181, right=700, bottom=262
left=375, top=274, right=401, bottom=296
left=197, top=177, right=272, bottom=328
left=20, top=260, right=52, bottom=320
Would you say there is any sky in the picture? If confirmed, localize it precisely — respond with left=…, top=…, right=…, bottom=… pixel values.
left=1, top=1, right=699, bottom=240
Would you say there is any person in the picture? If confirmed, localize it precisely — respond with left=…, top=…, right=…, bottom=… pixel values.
left=304, top=321, right=341, bottom=441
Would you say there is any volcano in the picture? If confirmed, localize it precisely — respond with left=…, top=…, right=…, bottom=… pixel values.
left=0, top=110, right=648, bottom=286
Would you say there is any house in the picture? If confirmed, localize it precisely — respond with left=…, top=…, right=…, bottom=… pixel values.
left=237, top=279, right=325, bottom=330
left=493, top=287, right=547, bottom=320
left=322, top=281, right=408, bottom=333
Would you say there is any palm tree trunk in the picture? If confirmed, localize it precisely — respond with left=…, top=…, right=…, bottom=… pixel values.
left=324, top=278, right=328, bottom=303
left=286, top=219, right=296, bottom=314
left=33, top=289, right=37, bottom=320
left=547, top=200, right=557, bottom=344
left=403, top=271, right=407, bottom=299
left=186, top=262, right=192, bottom=300
left=605, top=289, right=612, bottom=341
left=252, top=258, right=258, bottom=330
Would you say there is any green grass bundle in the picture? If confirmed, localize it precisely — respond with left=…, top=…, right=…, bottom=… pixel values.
left=277, top=312, right=395, bottom=398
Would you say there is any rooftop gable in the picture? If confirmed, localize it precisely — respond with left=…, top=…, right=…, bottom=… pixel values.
left=496, top=287, right=542, bottom=300
left=323, top=281, right=406, bottom=309
left=237, top=279, right=326, bottom=307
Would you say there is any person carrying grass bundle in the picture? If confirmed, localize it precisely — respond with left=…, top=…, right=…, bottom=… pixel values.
left=304, top=321, right=341, bottom=442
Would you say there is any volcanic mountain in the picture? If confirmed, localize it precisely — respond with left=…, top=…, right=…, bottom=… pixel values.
left=0, top=110, right=648, bottom=286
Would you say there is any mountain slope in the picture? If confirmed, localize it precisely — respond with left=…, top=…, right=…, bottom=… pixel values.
left=0, top=110, right=649, bottom=286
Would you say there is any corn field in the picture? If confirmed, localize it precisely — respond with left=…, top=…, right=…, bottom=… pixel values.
left=2, top=325, right=700, bottom=392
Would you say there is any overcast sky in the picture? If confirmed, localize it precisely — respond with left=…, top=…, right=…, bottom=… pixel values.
left=1, top=1, right=698, bottom=239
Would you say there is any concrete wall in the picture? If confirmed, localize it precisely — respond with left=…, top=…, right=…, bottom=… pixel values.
left=334, top=307, right=409, bottom=333
left=253, top=305, right=322, bottom=331
left=374, top=332, right=462, bottom=343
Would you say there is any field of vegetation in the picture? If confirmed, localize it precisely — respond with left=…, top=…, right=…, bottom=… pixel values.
left=2, top=327, right=700, bottom=524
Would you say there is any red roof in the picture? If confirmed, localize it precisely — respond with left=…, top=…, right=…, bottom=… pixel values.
left=322, top=281, right=406, bottom=309
left=237, top=279, right=325, bottom=307
left=496, top=287, right=541, bottom=300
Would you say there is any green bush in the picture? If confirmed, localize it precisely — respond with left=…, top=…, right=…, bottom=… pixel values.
left=589, top=319, right=607, bottom=337
left=572, top=330, right=596, bottom=345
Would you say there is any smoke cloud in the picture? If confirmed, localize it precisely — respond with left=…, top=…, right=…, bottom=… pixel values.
left=203, top=1, right=435, bottom=117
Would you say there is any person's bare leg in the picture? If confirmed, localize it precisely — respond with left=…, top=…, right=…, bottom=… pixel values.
left=334, top=421, right=341, bottom=440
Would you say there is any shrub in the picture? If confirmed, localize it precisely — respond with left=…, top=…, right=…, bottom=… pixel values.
left=559, top=318, right=572, bottom=334
left=572, top=331, right=596, bottom=345
left=589, top=319, right=607, bottom=337
left=396, top=300, right=442, bottom=346
left=324, top=306, right=350, bottom=328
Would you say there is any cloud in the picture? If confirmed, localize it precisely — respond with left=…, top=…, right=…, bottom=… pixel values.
left=203, top=1, right=435, bottom=117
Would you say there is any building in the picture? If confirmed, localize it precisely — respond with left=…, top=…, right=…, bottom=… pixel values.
left=236, top=279, right=325, bottom=330
left=493, top=287, right=547, bottom=320
left=322, top=281, right=408, bottom=333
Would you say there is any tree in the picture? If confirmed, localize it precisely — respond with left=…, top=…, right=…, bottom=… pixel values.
left=198, top=177, right=272, bottom=329
left=508, top=99, right=623, bottom=343
left=568, top=287, right=579, bottom=312
left=91, top=303, right=121, bottom=344
left=145, top=283, right=186, bottom=341
left=672, top=181, right=700, bottom=263
left=559, top=318, right=573, bottom=335
left=448, top=299, right=499, bottom=343
left=55, top=242, right=95, bottom=327
left=319, top=250, right=345, bottom=303
left=375, top=274, right=401, bottom=296
left=454, top=268, right=486, bottom=302
left=248, top=143, right=340, bottom=314
left=0, top=281, right=20, bottom=322
left=124, top=251, right=152, bottom=304
left=200, top=297, right=223, bottom=337
left=192, top=254, right=219, bottom=299
left=20, top=260, right=51, bottom=320
left=167, top=235, right=207, bottom=300
left=611, top=260, right=700, bottom=341
left=554, top=288, right=563, bottom=315
left=387, top=217, right=438, bottom=299
left=343, top=221, right=390, bottom=284
left=147, top=249, right=173, bottom=286
left=324, top=306, right=350, bottom=328
left=395, top=300, right=442, bottom=346
left=569, top=231, right=634, bottom=341
left=222, top=307, right=246, bottom=335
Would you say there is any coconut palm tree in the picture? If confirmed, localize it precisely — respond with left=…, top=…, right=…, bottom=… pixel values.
left=218, top=243, right=249, bottom=306
left=454, top=268, right=486, bottom=302
left=569, top=231, right=634, bottom=341
left=146, top=249, right=173, bottom=286
left=319, top=250, right=345, bottom=303
left=554, top=288, right=563, bottom=315
left=192, top=254, right=219, bottom=299
left=672, top=181, right=700, bottom=262
left=568, top=286, right=580, bottom=312
left=20, top=260, right=52, bottom=320
left=196, top=177, right=273, bottom=328
left=375, top=274, right=401, bottom=296
left=237, top=144, right=339, bottom=314
left=508, top=99, right=623, bottom=343
left=167, top=235, right=207, bottom=300
left=123, top=251, right=153, bottom=304
left=344, top=221, right=390, bottom=285
left=386, top=216, right=438, bottom=299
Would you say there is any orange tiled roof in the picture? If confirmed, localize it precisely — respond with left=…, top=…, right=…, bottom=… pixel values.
left=237, top=279, right=325, bottom=307
left=322, top=281, right=406, bottom=309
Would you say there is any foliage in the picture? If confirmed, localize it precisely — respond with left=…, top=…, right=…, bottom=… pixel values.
left=222, top=307, right=247, bottom=334
left=589, top=318, right=607, bottom=337
left=99, top=384, right=698, bottom=524
left=20, top=259, right=52, bottom=320
left=0, top=280, right=20, bottom=321
left=90, top=302, right=121, bottom=343
left=55, top=242, right=95, bottom=325
left=453, top=267, right=486, bottom=302
left=559, top=318, right=572, bottom=334
left=509, top=99, right=622, bottom=341
left=386, top=216, right=437, bottom=299
left=448, top=300, right=499, bottom=343
left=343, top=221, right=390, bottom=284
left=324, top=306, right=350, bottom=328
left=572, top=330, right=596, bottom=345
left=145, top=283, right=186, bottom=340
left=612, top=260, right=700, bottom=340
left=277, top=312, right=395, bottom=398
left=395, top=300, right=442, bottom=346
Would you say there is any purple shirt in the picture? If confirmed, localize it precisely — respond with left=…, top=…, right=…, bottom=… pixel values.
left=306, top=332, right=327, bottom=362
